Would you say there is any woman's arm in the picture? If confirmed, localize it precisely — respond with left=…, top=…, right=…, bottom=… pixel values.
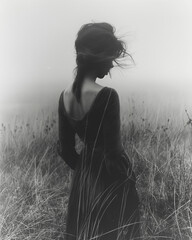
left=103, top=89, right=132, bottom=178
left=57, top=92, right=79, bottom=170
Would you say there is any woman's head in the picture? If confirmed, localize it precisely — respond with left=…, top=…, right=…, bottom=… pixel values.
left=75, top=22, right=127, bottom=70
left=72, top=22, right=131, bottom=101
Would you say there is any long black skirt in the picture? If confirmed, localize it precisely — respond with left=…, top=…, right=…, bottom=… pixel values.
left=65, top=148, right=140, bottom=240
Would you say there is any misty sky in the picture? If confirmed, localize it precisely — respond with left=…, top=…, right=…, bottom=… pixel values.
left=0, top=0, right=192, bottom=110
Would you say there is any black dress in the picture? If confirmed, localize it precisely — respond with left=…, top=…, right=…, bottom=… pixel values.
left=58, top=87, right=140, bottom=240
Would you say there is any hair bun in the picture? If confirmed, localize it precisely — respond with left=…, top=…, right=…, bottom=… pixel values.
left=75, top=22, right=127, bottom=65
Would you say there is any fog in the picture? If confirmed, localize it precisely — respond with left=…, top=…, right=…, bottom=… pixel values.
left=0, top=0, right=192, bottom=123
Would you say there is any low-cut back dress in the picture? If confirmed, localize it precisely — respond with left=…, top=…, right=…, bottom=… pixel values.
left=57, top=86, right=140, bottom=240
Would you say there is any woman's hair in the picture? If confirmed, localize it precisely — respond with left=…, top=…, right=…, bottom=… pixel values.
left=72, top=22, right=132, bottom=102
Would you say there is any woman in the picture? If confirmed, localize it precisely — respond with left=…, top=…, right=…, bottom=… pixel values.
left=57, top=22, right=140, bottom=240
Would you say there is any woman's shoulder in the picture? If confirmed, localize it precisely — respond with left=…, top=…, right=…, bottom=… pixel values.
left=105, top=87, right=120, bottom=102
left=96, top=87, right=120, bottom=113
left=89, top=86, right=119, bottom=105
left=107, top=87, right=119, bottom=95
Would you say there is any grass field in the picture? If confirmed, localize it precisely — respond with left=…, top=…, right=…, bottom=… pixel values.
left=0, top=102, right=192, bottom=239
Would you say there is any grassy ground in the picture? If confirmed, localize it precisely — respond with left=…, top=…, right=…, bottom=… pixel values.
left=0, top=105, right=192, bottom=239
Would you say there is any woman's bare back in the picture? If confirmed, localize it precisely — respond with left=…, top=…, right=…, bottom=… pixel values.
left=63, top=83, right=104, bottom=120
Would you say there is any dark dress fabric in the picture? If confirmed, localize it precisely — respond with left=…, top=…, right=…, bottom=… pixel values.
left=57, top=87, right=140, bottom=240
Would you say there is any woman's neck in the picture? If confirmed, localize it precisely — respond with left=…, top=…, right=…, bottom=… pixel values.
left=83, top=72, right=97, bottom=83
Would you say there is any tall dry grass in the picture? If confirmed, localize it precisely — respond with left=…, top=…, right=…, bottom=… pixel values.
left=0, top=104, right=192, bottom=239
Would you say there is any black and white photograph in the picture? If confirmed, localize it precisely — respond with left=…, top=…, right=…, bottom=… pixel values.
left=0, top=0, right=192, bottom=239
